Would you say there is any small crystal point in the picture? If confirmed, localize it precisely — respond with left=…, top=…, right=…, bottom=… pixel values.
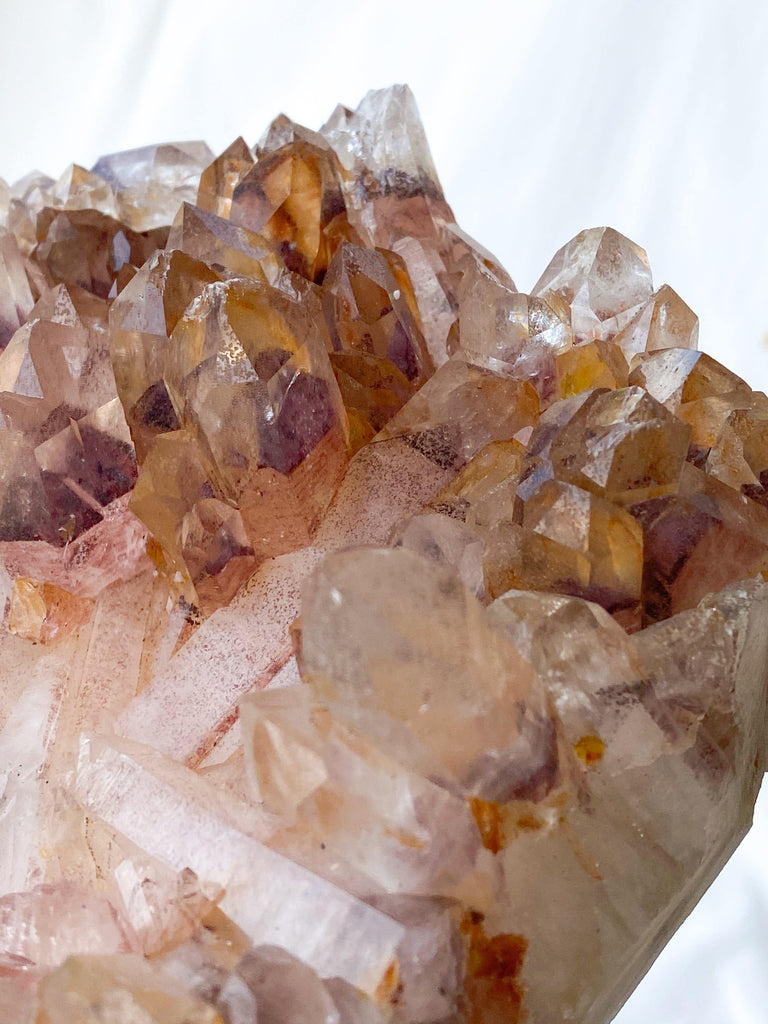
left=196, top=137, right=254, bottom=219
left=533, top=226, right=654, bottom=342
left=0, top=232, right=34, bottom=349
left=92, top=141, right=214, bottom=231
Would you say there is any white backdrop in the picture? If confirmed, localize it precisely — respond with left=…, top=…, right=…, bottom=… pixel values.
left=1, top=1, right=767, bottom=1020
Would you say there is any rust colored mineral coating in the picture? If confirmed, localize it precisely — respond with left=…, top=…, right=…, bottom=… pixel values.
left=0, top=85, right=766, bottom=1024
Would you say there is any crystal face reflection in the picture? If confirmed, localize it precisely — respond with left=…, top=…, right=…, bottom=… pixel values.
left=0, top=85, right=766, bottom=1024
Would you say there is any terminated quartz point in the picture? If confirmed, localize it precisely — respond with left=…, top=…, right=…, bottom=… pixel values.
left=0, top=86, right=766, bottom=1024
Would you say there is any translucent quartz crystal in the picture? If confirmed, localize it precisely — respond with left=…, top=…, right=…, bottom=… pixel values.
left=76, top=734, right=405, bottom=991
left=0, top=883, right=137, bottom=976
left=37, top=954, right=223, bottom=1024
left=166, top=202, right=284, bottom=286
left=230, top=134, right=352, bottom=283
left=453, top=259, right=570, bottom=402
left=0, top=85, right=767, bottom=1024
left=0, top=231, right=34, bottom=347
left=196, top=137, right=254, bottom=221
left=321, top=242, right=433, bottom=448
left=92, top=142, right=214, bottom=231
left=34, top=208, right=168, bottom=300
left=0, top=281, right=148, bottom=595
left=532, top=226, right=654, bottom=343
left=109, top=248, right=221, bottom=459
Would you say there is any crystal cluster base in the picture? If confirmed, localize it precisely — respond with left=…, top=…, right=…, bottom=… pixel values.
left=0, top=86, right=766, bottom=1024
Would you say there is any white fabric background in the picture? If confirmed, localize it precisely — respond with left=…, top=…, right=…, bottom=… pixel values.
left=1, top=1, right=767, bottom=1020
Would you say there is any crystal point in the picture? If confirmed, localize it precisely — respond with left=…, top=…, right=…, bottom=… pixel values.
left=197, top=137, right=254, bottom=219
left=0, top=232, right=34, bottom=348
left=533, top=226, right=653, bottom=342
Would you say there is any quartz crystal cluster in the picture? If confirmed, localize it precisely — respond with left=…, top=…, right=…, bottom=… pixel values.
left=0, top=86, right=766, bottom=1024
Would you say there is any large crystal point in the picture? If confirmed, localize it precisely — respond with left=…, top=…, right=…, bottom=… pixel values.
left=454, top=258, right=570, bottom=400
left=613, top=282, right=699, bottom=359
left=321, top=85, right=511, bottom=371
left=49, top=164, right=119, bottom=219
left=321, top=241, right=433, bottom=446
left=0, top=293, right=147, bottom=595
left=166, top=202, right=284, bottom=285
left=76, top=733, right=405, bottom=995
left=230, top=135, right=350, bottom=282
left=322, top=85, right=444, bottom=205
left=160, top=277, right=349, bottom=559
left=300, top=547, right=551, bottom=802
left=33, top=208, right=169, bottom=299
left=109, top=248, right=220, bottom=459
left=533, top=226, right=654, bottom=343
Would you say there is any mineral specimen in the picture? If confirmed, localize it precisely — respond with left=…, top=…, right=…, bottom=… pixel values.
left=0, top=85, right=766, bottom=1024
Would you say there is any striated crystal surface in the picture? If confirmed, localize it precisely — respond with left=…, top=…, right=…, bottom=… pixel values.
left=0, top=85, right=766, bottom=1024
